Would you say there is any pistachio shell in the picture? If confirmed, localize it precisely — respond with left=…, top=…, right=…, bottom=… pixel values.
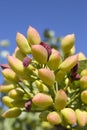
left=38, top=68, right=55, bottom=86
left=32, top=93, right=53, bottom=108
left=61, top=108, right=76, bottom=125
left=27, top=26, right=41, bottom=45
left=8, top=88, right=24, bottom=99
left=47, top=111, right=62, bottom=125
left=81, top=90, right=87, bottom=104
left=61, top=34, right=75, bottom=53
left=75, top=109, right=87, bottom=127
left=2, top=107, right=21, bottom=118
left=2, top=96, right=14, bottom=108
left=80, top=76, right=87, bottom=89
left=0, top=84, right=15, bottom=93
left=59, top=54, right=78, bottom=71
left=54, top=89, right=67, bottom=110
left=16, top=32, right=31, bottom=54
left=31, top=45, right=48, bottom=64
left=2, top=68, right=19, bottom=83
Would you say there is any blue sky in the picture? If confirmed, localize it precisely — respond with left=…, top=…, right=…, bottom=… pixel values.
left=0, top=0, right=87, bottom=56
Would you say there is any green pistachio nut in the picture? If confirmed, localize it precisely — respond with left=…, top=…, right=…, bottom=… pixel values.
left=39, top=111, right=49, bottom=121
left=31, top=45, right=48, bottom=64
left=47, top=51, right=62, bottom=70
left=0, top=84, right=15, bottom=93
left=2, top=68, right=19, bottom=83
left=59, top=54, right=78, bottom=72
left=2, top=107, right=21, bottom=118
left=16, top=32, right=31, bottom=54
left=38, top=68, right=55, bottom=86
left=78, top=52, right=86, bottom=61
left=32, top=93, right=53, bottom=108
left=68, top=45, right=76, bottom=56
left=61, top=108, right=77, bottom=125
left=75, top=109, right=87, bottom=127
left=13, top=47, right=26, bottom=61
left=55, top=70, right=66, bottom=82
left=2, top=96, right=14, bottom=108
left=80, top=76, right=87, bottom=89
left=8, top=88, right=24, bottom=99
left=80, top=69, right=87, bottom=77
left=47, top=111, right=62, bottom=125
left=12, top=99, right=26, bottom=108
left=81, top=90, right=87, bottom=104
left=27, top=26, right=41, bottom=45
left=7, top=55, right=29, bottom=80
left=61, top=34, right=75, bottom=54
left=54, top=89, right=67, bottom=110
left=35, top=80, right=49, bottom=92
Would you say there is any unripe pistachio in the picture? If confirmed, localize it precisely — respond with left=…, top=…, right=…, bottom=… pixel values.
left=35, top=80, right=49, bottom=93
left=80, top=69, right=87, bottom=77
left=68, top=46, right=76, bottom=56
left=54, top=89, right=67, bottom=110
left=16, top=32, right=31, bottom=54
left=31, top=45, right=48, bottom=64
left=38, top=68, right=55, bottom=86
left=27, top=26, right=41, bottom=45
left=2, top=96, right=14, bottom=108
left=78, top=52, right=86, bottom=61
left=13, top=47, right=26, bottom=60
left=2, top=107, right=21, bottom=118
left=0, top=84, right=15, bottom=93
left=32, top=93, right=53, bottom=108
left=55, top=70, right=66, bottom=82
left=61, top=34, right=75, bottom=53
left=81, top=90, right=87, bottom=104
left=12, top=99, right=26, bottom=108
left=80, top=76, right=87, bottom=89
left=2, top=68, right=19, bottom=83
left=8, top=88, right=24, bottom=99
left=7, top=55, right=30, bottom=80
left=39, top=111, right=49, bottom=121
left=47, top=51, right=62, bottom=70
left=75, top=109, right=87, bottom=127
left=59, top=54, right=78, bottom=72
left=47, top=111, right=62, bottom=125
left=61, top=108, right=77, bottom=125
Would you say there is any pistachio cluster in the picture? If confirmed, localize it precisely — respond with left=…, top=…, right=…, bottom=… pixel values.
left=0, top=26, right=87, bottom=129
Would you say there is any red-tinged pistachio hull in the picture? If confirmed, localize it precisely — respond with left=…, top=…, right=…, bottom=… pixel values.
left=80, top=76, right=87, bottom=90
left=2, top=107, right=21, bottom=118
left=2, top=68, right=19, bottom=83
left=59, top=54, right=78, bottom=72
left=38, top=68, right=55, bottom=86
left=81, top=90, right=87, bottom=104
left=2, top=96, right=14, bottom=108
left=61, top=34, right=75, bottom=54
left=54, top=89, right=67, bottom=110
left=27, top=26, right=41, bottom=45
left=32, top=93, right=53, bottom=108
left=8, top=88, right=24, bottom=99
left=0, top=84, right=15, bottom=93
left=61, top=108, right=77, bottom=125
left=31, top=45, right=48, bottom=64
left=47, top=51, right=62, bottom=70
left=47, top=111, right=62, bottom=125
left=16, top=32, right=31, bottom=54
left=75, top=109, right=87, bottom=127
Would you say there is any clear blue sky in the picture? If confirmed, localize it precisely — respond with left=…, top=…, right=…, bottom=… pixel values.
left=0, top=0, right=87, bottom=56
